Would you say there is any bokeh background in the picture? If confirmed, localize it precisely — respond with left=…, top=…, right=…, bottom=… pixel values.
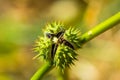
left=0, top=0, right=120, bottom=80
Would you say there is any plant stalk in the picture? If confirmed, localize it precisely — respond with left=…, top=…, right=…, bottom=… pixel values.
left=31, top=61, right=54, bottom=80
left=80, top=12, right=120, bottom=45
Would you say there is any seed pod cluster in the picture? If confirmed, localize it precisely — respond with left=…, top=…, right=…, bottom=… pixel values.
left=34, top=22, right=81, bottom=70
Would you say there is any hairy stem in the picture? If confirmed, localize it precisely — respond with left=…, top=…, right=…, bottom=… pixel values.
left=31, top=61, right=54, bottom=80
left=80, top=12, right=120, bottom=45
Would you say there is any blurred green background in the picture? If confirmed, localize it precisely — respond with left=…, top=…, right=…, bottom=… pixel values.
left=0, top=0, right=120, bottom=80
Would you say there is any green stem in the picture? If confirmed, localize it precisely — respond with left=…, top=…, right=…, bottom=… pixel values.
left=31, top=61, right=54, bottom=80
left=80, top=12, right=120, bottom=45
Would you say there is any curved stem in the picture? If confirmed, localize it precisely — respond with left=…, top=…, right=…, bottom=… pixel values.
left=80, top=12, right=120, bottom=45
left=31, top=61, right=54, bottom=80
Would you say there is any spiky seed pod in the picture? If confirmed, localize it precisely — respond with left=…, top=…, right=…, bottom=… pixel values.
left=34, top=22, right=81, bottom=70
left=64, top=28, right=82, bottom=49
left=34, top=37, right=53, bottom=61
left=54, top=44, right=77, bottom=70
left=45, top=22, right=65, bottom=34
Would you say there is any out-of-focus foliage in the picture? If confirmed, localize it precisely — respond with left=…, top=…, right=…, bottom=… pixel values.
left=0, top=0, right=120, bottom=80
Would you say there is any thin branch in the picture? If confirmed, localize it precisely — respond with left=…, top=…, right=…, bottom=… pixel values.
left=80, top=12, right=120, bottom=45
left=31, top=61, right=54, bottom=80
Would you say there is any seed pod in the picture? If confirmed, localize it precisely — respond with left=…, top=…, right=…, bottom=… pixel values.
left=64, top=28, right=82, bottom=49
left=34, top=37, right=53, bottom=61
left=34, top=22, right=81, bottom=70
left=45, top=22, right=65, bottom=34
left=54, top=44, right=77, bottom=70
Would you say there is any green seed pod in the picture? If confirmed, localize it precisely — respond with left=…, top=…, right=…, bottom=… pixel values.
left=34, top=22, right=81, bottom=70
left=34, top=37, right=53, bottom=61
left=54, top=44, right=77, bottom=70
left=64, top=27, right=82, bottom=49
left=45, top=22, right=65, bottom=34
